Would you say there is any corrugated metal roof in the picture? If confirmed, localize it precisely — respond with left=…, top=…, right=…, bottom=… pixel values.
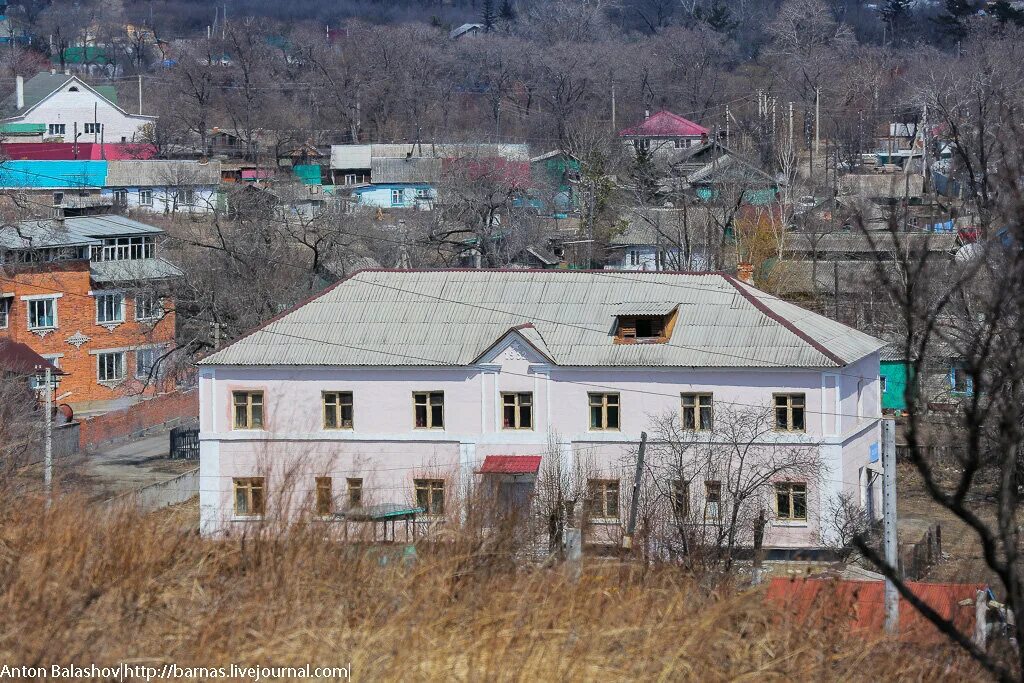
left=765, top=578, right=985, bottom=642
left=105, top=160, right=221, bottom=187
left=618, top=110, right=709, bottom=138
left=610, top=208, right=716, bottom=247
left=0, top=215, right=164, bottom=250
left=478, top=455, right=542, bottom=474
left=201, top=270, right=884, bottom=369
left=330, top=144, right=372, bottom=170
left=613, top=301, right=678, bottom=315
left=90, top=257, right=183, bottom=282
left=370, top=157, right=442, bottom=184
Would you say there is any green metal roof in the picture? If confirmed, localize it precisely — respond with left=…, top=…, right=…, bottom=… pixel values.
left=0, top=123, right=45, bottom=135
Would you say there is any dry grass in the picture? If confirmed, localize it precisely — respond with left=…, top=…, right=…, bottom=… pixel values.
left=0, top=491, right=985, bottom=681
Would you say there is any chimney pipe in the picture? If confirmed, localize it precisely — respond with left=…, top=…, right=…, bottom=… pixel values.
left=15, top=75, right=23, bottom=110
left=737, top=262, right=755, bottom=285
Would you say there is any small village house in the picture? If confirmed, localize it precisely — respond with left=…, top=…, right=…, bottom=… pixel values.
left=0, top=158, right=221, bottom=216
left=198, top=269, right=884, bottom=553
left=619, top=110, right=710, bottom=159
left=0, top=72, right=155, bottom=144
left=0, top=214, right=180, bottom=412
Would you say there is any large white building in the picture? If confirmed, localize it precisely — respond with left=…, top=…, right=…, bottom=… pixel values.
left=197, top=270, right=885, bottom=553
left=1, top=72, right=155, bottom=144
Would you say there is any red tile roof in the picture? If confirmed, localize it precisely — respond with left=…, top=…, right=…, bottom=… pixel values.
left=765, top=577, right=986, bottom=642
left=478, top=455, right=542, bottom=475
left=0, top=340, right=62, bottom=376
left=618, top=110, right=709, bottom=138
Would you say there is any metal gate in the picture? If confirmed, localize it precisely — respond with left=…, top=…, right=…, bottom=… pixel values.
left=169, top=426, right=200, bottom=460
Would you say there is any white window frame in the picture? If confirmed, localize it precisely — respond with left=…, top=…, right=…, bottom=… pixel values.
left=97, top=351, right=125, bottom=383
left=23, top=294, right=59, bottom=330
left=135, top=346, right=162, bottom=380
left=95, top=292, right=125, bottom=325
left=47, top=123, right=66, bottom=136
left=112, top=188, right=128, bottom=205
left=138, top=188, right=153, bottom=206
left=0, top=295, right=10, bottom=329
left=390, top=189, right=404, bottom=206
left=84, top=122, right=102, bottom=135
left=134, top=293, right=161, bottom=321
left=29, top=354, right=62, bottom=390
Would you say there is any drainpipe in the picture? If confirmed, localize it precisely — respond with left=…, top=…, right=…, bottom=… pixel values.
left=15, top=75, right=23, bottom=109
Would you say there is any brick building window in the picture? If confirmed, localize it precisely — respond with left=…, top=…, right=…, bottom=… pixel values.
left=96, top=293, right=124, bottom=324
left=135, top=293, right=160, bottom=321
left=136, top=347, right=161, bottom=379
left=97, top=352, right=124, bottom=382
left=501, top=392, right=533, bottom=430
left=27, top=297, right=56, bottom=330
left=414, top=479, right=445, bottom=515
left=0, top=296, right=10, bottom=329
left=233, top=391, right=264, bottom=430
left=413, top=391, right=444, bottom=429
left=323, top=391, right=354, bottom=429
left=233, top=477, right=265, bottom=517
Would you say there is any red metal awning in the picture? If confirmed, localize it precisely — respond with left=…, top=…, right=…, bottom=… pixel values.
left=478, top=455, right=542, bottom=475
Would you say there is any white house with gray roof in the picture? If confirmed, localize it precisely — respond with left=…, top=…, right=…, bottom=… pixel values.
left=197, top=269, right=884, bottom=552
left=1, top=72, right=155, bottom=143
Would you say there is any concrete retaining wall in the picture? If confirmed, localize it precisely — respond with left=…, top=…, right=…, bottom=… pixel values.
left=132, top=467, right=198, bottom=511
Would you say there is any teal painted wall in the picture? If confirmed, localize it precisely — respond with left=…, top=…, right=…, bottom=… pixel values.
left=880, top=360, right=910, bottom=411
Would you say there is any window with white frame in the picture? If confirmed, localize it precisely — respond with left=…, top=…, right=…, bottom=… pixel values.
left=30, top=355, right=61, bottom=390
left=175, top=189, right=196, bottom=206
left=628, top=250, right=640, bottom=266
left=135, top=347, right=161, bottom=379
left=134, top=293, right=160, bottom=321
left=47, top=124, right=66, bottom=136
left=91, top=237, right=154, bottom=261
left=0, top=296, right=9, bottom=328
left=27, top=297, right=56, bottom=329
left=95, top=293, right=124, bottom=324
left=97, top=352, right=125, bottom=382
left=84, top=122, right=102, bottom=134
left=391, top=189, right=404, bottom=206
left=139, top=189, right=153, bottom=206
left=112, top=188, right=128, bottom=205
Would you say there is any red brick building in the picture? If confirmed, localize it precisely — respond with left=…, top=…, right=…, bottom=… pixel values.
left=0, top=214, right=180, bottom=412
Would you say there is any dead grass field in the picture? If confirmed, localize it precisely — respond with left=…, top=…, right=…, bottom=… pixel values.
left=897, top=462, right=1001, bottom=586
left=0, top=488, right=988, bottom=682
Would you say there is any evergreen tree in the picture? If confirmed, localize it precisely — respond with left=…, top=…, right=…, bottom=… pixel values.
left=933, top=0, right=974, bottom=41
left=694, top=1, right=738, bottom=35
left=630, top=145, right=660, bottom=204
left=990, top=0, right=1024, bottom=26
left=499, top=0, right=517, bottom=25
left=482, top=0, right=497, bottom=33
left=880, top=0, right=914, bottom=39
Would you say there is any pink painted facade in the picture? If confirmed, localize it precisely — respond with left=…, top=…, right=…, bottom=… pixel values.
left=199, top=332, right=883, bottom=549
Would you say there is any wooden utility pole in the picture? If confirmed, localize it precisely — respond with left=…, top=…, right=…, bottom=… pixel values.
left=622, top=431, right=648, bottom=551
left=882, top=418, right=899, bottom=633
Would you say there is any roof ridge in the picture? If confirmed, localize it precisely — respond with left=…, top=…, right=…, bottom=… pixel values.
left=722, top=274, right=846, bottom=366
